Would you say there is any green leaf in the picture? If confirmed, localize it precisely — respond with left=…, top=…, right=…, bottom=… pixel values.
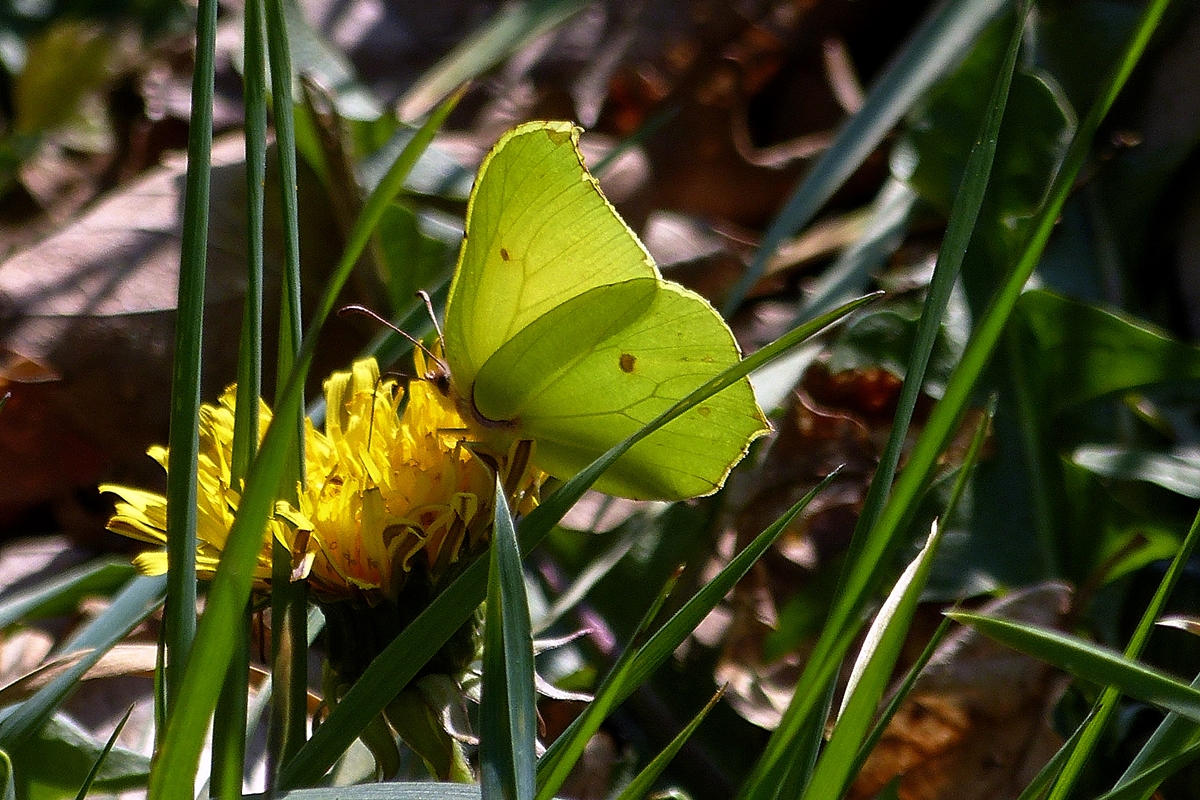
left=1013, top=289, right=1200, bottom=414
left=480, top=480, right=537, bottom=800
left=536, top=471, right=841, bottom=800
left=1072, top=446, right=1200, bottom=499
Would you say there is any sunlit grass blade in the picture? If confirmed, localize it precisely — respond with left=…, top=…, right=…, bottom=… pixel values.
left=0, top=575, right=166, bottom=750
left=397, top=0, right=587, bottom=122
left=280, top=297, right=870, bottom=789
left=0, top=560, right=133, bottom=630
left=534, top=560, right=686, bottom=800
left=800, top=522, right=946, bottom=800
left=249, top=785, right=485, bottom=799
left=536, top=470, right=841, bottom=800
left=1041, top=498, right=1200, bottom=799
left=73, top=703, right=135, bottom=800
left=1103, top=672, right=1200, bottom=800
left=745, top=2, right=1026, bottom=789
left=737, top=1, right=1172, bottom=795
left=722, top=0, right=1007, bottom=314
left=1011, top=708, right=1094, bottom=800
left=801, top=400, right=994, bottom=800
left=163, top=0, right=218, bottom=707
left=263, top=0, right=309, bottom=771
left=612, top=686, right=725, bottom=800
left=480, top=480, right=537, bottom=800
left=147, top=90, right=462, bottom=800
left=948, top=612, right=1200, bottom=723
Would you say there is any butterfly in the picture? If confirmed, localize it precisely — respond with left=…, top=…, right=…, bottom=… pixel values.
left=441, top=121, right=768, bottom=501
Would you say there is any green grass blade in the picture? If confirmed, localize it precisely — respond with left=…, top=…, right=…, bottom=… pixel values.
left=0, top=575, right=166, bottom=750
left=163, top=0, right=218, bottom=708
left=480, top=479, right=537, bottom=800
left=744, top=2, right=1026, bottom=789
left=802, top=398, right=993, bottom=799
left=263, top=0, right=310, bottom=772
left=846, top=2, right=1024, bottom=565
left=212, top=0, right=268, bottom=791
left=948, top=612, right=1200, bottom=723
left=1098, top=747, right=1200, bottom=800
left=536, top=471, right=841, bottom=800
left=250, top=785, right=484, bottom=799
left=1105, top=672, right=1200, bottom=800
left=232, top=0, right=267, bottom=488
left=0, top=560, right=133, bottom=630
left=613, top=687, right=725, bottom=800
left=1043, top=500, right=1200, bottom=799
left=534, top=561, right=686, bottom=800
left=212, top=610, right=251, bottom=799
left=74, top=703, right=135, bottom=800
left=801, top=519, right=947, bottom=800
left=737, top=1, right=1172, bottom=795
left=722, top=0, right=1007, bottom=314
left=397, top=0, right=587, bottom=122
left=1012, top=709, right=1094, bottom=800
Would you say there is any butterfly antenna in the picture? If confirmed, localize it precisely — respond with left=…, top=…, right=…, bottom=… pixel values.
left=417, top=290, right=444, bottom=343
left=338, top=304, right=448, bottom=374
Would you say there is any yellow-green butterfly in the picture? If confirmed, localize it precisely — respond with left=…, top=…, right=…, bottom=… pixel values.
left=443, top=120, right=769, bottom=501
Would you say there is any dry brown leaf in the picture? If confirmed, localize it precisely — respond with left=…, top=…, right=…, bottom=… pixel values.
left=0, top=133, right=362, bottom=539
left=848, top=583, right=1071, bottom=800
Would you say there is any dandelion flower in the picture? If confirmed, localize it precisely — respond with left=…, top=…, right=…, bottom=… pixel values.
left=102, top=354, right=544, bottom=610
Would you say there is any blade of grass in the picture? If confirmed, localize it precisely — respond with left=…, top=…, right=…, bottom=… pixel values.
left=534, top=560, right=688, bottom=800
left=801, top=399, right=994, bottom=800
left=250, top=785, right=484, bottom=799
left=480, top=480, right=537, bottom=800
left=280, top=295, right=873, bottom=789
left=0, top=575, right=166, bottom=750
left=73, top=703, right=135, bottom=800
left=612, top=687, right=726, bottom=800
left=722, top=0, right=1007, bottom=314
left=397, top=0, right=587, bottom=122
left=212, top=0, right=268, bottom=791
left=1013, top=708, right=1096, bottom=800
left=746, top=0, right=1026, bottom=788
left=946, top=612, right=1200, bottom=723
left=147, top=81, right=464, bottom=800
left=737, top=1, right=1172, bottom=794
left=536, top=471, right=841, bottom=800
left=163, top=0, right=218, bottom=709
left=1042, top=499, right=1200, bottom=800
left=1097, top=746, right=1200, bottom=800
left=263, top=0, right=310, bottom=773
left=1105, top=672, right=1200, bottom=800
left=0, top=560, right=133, bottom=631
